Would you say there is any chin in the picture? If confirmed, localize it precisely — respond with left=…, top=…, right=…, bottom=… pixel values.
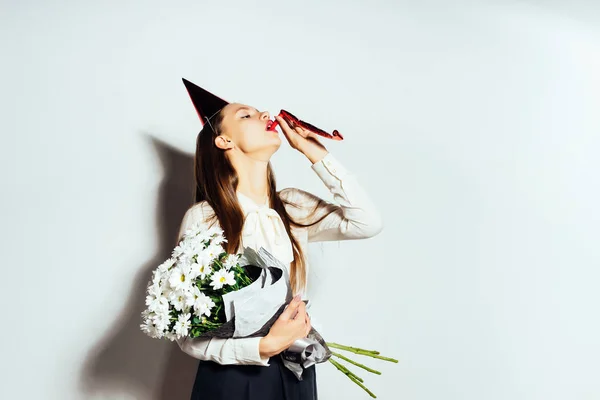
left=269, top=136, right=282, bottom=147
left=270, top=142, right=282, bottom=153
left=268, top=139, right=282, bottom=155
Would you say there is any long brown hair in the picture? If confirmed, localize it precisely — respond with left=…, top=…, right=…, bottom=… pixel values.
left=192, top=109, right=333, bottom=295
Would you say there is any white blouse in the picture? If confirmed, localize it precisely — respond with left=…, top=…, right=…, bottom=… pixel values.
left=175, top=152, right=383, bottom=366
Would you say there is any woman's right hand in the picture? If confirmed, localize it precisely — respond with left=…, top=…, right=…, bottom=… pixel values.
left=259, top=295, right=312, bottom=358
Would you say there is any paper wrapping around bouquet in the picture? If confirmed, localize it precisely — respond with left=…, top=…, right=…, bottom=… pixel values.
left=280, top=327, right=331, bottom=380
left=221, top=246, right=292, bottom=337
left=194, top=246, right=332, bottom=380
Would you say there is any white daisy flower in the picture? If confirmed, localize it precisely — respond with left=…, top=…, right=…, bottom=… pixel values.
left=140, top=321, right=161, bottom=338
left=179, top=241, right=201, bottom=266
left=157, top=258, right=176, bottom=274
left=168, top=264, right=192, bottom=291
left=211, top=232, right=227, bottom=246
left=189, top=262, right=209, bottom=281
left=151, top=271, right=162, bottom=286
left=195, top=232, right=211, bottom=247
left=210, top=269, right=236, bottom=290
left=186, top=263, right=199, bottom=280
left=204, top=243, right=224, bottom=261
left=146, top=293, right=169, bottom=313
left=170, top=289, right=193, bottom=312
left=184, top=291, right=197, bottom=308
left=154, top=278, right=169, bottom=293
left=150, top=282, right=170, bottom=303
left=161, top=283, right=176, bottom=299
left=147, top=281, right=163, bottom=297
left=140, top=311, right=167, bottom=339
left=192, top=289, right=216, bottom=317
left=222, top=253, right=239, bottom=270
left=172, top=236, right=198, bottom=260
left=194, top=255, right=213, bottom=280
left=206, top=225, right=224, bottom=237
left=174, top=313, right=191, bottom=338
left=183, top=221, right=205, bottom=239
left=152, top=310, right=171, bottom=331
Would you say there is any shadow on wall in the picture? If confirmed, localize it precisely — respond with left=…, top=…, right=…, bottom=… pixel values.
left=78, top=133, right=200, bottom=400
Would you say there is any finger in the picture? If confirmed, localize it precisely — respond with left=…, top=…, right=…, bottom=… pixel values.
left=292, top=302, right=306, bottom=320
left=294, top=126, right=309, bottom=138
left=307, top=131, right=321, bottom=140
left=297, top=127, right=320, bottom=142
left=294, top=302, right=306, bottom=321
left=275, top=115, right=293, bottom=133
left=275, top=116, right=299, bottom=146
left=299, top=128, right=321, bottom=142
left=280, top=298, right=302, bottom=321
left=277, top=115, right=306, bottom=138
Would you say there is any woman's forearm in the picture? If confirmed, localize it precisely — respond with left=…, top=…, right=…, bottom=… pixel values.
left=259, top=335, right=280, bottom=359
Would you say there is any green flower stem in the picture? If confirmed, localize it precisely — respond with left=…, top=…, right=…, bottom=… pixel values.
left=348, top=374, right=377, bottom=399
left=190, top=322, right=220, bottom=328
left=328, top=359, right=376, bottom=398
left=238, top=273, right=252, bottom=286
left=327, top=342, right=380, bottom=355
left=331, top=351, right=382, bottom=375
left=327, top=342, right=399, bottom=363
left=214, top=259, right=225, bottom=269
left=329, top=358, right=364, bottom=383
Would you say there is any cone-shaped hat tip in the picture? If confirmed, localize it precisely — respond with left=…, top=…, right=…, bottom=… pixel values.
left=182, top=78, right=229, bottom=126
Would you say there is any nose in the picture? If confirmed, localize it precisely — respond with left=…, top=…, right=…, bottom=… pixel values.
left=260, top=111, right=270, bottom=120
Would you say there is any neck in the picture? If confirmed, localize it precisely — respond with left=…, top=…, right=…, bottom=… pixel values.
left=231, top=154, right=270, bottom=203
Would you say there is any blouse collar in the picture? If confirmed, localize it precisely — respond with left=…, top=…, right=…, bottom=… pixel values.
left=235, top=190, right=294, bottom=265
left=236, top=191, right=269, bottom=211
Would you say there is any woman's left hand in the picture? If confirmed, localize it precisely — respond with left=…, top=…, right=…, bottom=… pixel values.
left=275, top=115, right=328, bottom=160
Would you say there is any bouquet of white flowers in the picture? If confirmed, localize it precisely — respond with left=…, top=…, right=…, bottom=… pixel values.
left=140, top=221, right=255, bottom=340
left=141, top=220, right=397, bottom=398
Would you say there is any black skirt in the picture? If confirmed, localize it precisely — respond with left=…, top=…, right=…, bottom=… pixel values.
left=189, top=353, right=318, bottom=400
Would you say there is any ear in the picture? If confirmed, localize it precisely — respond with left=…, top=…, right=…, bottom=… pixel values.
left=214, top=135, right=233, bottom=150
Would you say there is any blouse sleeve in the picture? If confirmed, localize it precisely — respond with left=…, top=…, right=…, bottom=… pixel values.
left=280, top=152, right=384, bottom=242
left=173, top=203, right=272, bottom=366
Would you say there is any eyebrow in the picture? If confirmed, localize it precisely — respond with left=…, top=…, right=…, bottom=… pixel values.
left=235, top=105, right=259, bottom=115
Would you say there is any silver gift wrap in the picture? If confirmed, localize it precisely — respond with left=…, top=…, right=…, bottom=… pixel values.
left=221, top=246, right=332, bottom=380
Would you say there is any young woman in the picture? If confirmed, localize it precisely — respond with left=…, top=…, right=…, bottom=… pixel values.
left=176, top=80, right=383, bottom=400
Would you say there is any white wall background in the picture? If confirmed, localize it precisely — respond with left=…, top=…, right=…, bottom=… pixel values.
left=2, top=1, right=599, bottom=399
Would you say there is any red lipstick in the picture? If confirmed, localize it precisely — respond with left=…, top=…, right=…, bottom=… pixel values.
left=266, top=119, right=279, bottom=131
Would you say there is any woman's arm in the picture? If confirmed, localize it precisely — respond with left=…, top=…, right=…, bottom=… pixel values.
left=280, top=152, right=384, bottom=242
left=175, top=335, right=272, bottom=366
left=173, top=203, right=272, bottom=366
